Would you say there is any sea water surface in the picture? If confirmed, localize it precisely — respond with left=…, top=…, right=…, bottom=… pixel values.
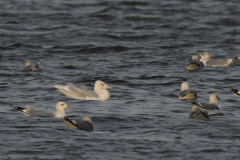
left=1, top=0, right=240, bottom=159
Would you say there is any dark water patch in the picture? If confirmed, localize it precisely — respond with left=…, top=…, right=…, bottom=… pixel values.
left=120, top=1, right=149, bottom=6
left=62, top=65, right=77, bottom=69
left=124, top=15, right=160, bottom=22
left=101, top=33, right=122, bottom=40
left=90, top=14, right=115, bottom=20
left=206, top=18, right=239, bottom=26
left=75, top=46, right=129, bottom=53
left=4, top=21, right=19, bottom=24
left=33, top=25, right=68, bottom=31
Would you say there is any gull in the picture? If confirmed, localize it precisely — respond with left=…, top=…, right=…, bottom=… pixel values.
left=189, top=101, right=210, bottom=120
left=185, top=55, right=204, bottom=70
left=227, top=87, right=240, bottom=97
left=179, top=82, right=197, bottom=100
left=11, top=101, right=71, bottom=118
left=24, top=61, right=40, bottom=71
left=193, top=93, right=221, bottom=115
left=63, top=116, right=94, bottom=131
left=199, top=52, right=240, bottom=67
left=53, top=80, right=112, bottom=101
left=0, top=55, right=2, bottom=62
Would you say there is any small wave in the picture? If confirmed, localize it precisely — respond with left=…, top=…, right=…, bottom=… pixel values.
left=5, top=43, right=42, bottom=49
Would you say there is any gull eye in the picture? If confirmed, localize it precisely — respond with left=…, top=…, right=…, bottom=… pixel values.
left=61, top=103, right=64, bottom=106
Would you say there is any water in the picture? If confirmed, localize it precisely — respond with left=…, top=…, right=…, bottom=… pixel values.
left=1, top=0, right=240, bottom=159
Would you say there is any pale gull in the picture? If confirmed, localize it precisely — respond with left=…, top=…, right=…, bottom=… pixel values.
left=63, top=116, right=94, bottom=131
left=193, top=93, right=221, bottom=115
left=199, top=52, right=240, bottom=67
left=53, top=80, right=112, bottom=101
left=185, top=55, right=204, bottom=70
left=11, top=101, right=71, bottom=118
left=24, top=61, right=40, bottom=71
left=227, top=87, right=240, bottom=98
left=179, top=82, right=197, bottom=100
left=189, top=101, right=210, bottom=120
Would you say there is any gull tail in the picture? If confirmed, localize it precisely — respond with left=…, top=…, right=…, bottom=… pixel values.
left=227, top=88, right=240, bottom=97
left=31, top=62, right=40, bottom=71
left=63, top=116, right=80, bottom=129
left=11, top=104, right=25, bottom=111
left=233, top=57, right=240, bottom=61
left=11, top=105, right=29, bottom=116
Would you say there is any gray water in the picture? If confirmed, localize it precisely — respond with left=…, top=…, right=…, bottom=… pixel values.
left=1, top=0, right=240, bottom=159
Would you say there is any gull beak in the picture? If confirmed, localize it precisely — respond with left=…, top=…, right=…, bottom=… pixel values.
left=67, top=106, right=71, bottom=108
left=106, top=86, right=112, bottom=89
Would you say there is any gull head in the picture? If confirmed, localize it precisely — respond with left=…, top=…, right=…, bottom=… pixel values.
left=95, top=80, right=112, bottom=91
left=56, top=101, right=71, bottom=110
left=83, top=115, right=92, bottom=123
left=181, top=82, right=189, bottom=91
left=25, top=61, right=32, bottom=67
left=199, top=52, right=210, bottom=60
left=209, top=93, right=219, bottom=104
left=192, top=55, right=199, bottom=60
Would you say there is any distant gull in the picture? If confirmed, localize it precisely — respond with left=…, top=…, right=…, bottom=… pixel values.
left=185, top=55, right=204, bottom=70
left=179, top=82, right=197, bottom=100
left=24, top=61, right=40, bottom=71
left=199, top=52, right=240, bottom=67
left=0, top=55, right=2, bottom=62
left=193, top=93, right=221, bottom=115
left=227, top=88, right=240, bottom=97
left=189, top=101, right=210, bottom=120
left=53, top=80, right=112, bottom=101
left=11, top=101, right=71, bottom=118
left=63, top=116, right=94, bottom=131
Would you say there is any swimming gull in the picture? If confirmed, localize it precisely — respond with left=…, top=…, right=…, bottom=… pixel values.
left=63, top=116, right=94, bottom=131
left=189, top=101, right=210, bottom=120
left=0, top=55, right=2, bottom=62
left=199, top=52, right=240, bottom=67
left=227, top=87, right=240, bottom=97
left=53, top=80, right=112, bottom=101
left=24, top=61, right=40, bottom=71
left=185, top=55, right=204, bottom=70
left=194, top=93, right=221, bottom=115
left=11, top=101, right=71, bottom=118
left=179, top=82, right=197, bottom=100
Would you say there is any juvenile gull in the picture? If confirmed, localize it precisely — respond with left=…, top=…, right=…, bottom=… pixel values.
left=63, top=116, right=94, bottom=131
left=199, top=52, right=240, bottom=67
left=227, top=88, right=240, bottom=97
left=185, top=55, right=204, bottom=70
left=189, top=102, right=210, bottom=120
left=194, top=93, right=221, bottom=115
left=179, top=82, right=197, bottom=100
left=24, top=61, right=40, bottom=71
left=11, top=101, right=71, bottom=118
left=53, top=80, right=112, bottom=101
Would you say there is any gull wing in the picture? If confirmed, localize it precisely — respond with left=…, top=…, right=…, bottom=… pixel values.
left=54, top=83, right=99, bottom=100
